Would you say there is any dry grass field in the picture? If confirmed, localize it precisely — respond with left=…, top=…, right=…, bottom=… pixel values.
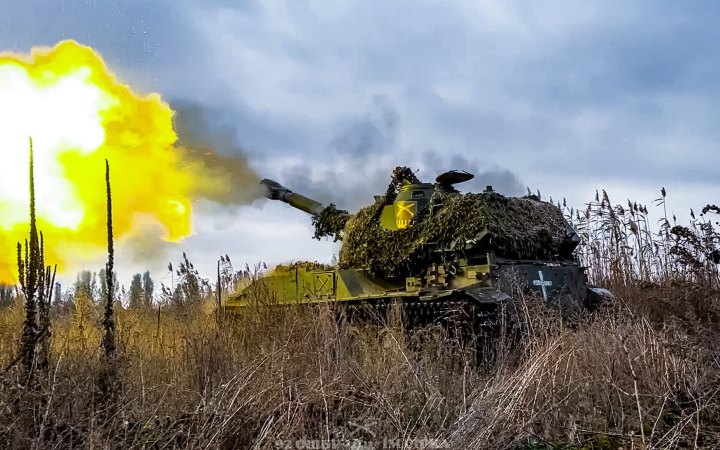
left=1, top=186, right=718, bottom=449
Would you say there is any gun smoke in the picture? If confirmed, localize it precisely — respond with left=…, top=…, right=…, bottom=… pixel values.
left=172, top=101, right=264, bottom=205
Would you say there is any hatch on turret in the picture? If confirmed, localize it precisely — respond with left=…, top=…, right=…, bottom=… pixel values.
left=435, top=170, right=474, bottom=186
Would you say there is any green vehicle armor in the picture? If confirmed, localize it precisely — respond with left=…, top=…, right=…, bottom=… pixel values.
left=227, top=166, right=612, bottom=328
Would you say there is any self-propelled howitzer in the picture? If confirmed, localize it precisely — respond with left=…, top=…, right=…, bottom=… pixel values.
left=227, top=167, right=612, bottom=328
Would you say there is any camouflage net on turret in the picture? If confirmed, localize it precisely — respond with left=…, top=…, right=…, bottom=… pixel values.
left=312, top=166, right=569, bottom=279
left=339, top=191, right=568, bottom=279
left=311, top=204, right=350, bottom=241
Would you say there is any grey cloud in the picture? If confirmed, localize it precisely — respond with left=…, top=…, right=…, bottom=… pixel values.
left=0, top=1, right=187, bottom=66
left=0, top=0, right=225, bottom=97
left=275, top=97, right=525, bottom=214
left=330, top=95, right=399, bottom=156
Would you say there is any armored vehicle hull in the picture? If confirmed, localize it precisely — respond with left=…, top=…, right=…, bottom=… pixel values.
left=226, top=255, right=606, bottom=329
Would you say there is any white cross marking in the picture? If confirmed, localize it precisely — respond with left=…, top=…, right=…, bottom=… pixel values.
left=532, top=270, right=553, bottom=301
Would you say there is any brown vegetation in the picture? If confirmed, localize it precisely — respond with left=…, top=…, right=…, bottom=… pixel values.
left=0, top=171, right=718, bottom=449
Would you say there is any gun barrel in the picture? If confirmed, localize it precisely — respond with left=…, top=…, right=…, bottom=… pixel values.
left=259, top=179, right=326, bottom=217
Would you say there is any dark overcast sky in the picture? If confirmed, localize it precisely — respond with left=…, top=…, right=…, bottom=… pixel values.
left=2, top=0, right=719, bottom=283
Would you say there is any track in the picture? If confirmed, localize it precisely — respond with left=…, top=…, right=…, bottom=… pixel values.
left=338, top=296, right=503, bottom=333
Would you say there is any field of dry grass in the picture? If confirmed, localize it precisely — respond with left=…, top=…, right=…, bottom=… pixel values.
left=0, top=189, right=718, bottom=449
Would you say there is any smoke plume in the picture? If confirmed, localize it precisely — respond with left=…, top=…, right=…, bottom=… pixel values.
left=172, top=101, right=263, bottom=205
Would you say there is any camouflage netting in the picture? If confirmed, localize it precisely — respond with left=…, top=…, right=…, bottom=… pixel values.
left=311, top=204, right=350, bottom=241
left=311, top=166, right=570, bottom=279
left=339, top=193, right=568, bottom=279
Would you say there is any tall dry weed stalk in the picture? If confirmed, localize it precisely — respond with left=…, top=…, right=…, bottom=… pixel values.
left=5, top=138, right=58, bottom=446
left=97, top=159, right=119, bottom=420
